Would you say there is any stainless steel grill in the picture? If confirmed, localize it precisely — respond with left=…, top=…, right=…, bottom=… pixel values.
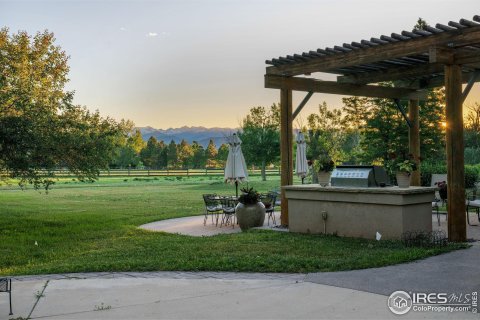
left=331, top=165, right=390, bottom=188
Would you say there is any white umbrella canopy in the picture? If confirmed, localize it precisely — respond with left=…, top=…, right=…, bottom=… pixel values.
left=295, top=132, right=308, bottom=183
left=224, top=133, right=248, bottom=196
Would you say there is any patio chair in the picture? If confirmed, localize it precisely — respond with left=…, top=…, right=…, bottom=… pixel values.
left=220, top=197, right=237, bottom=228
left=466, top=187, right=480, bottom=226
left=0, top=278, right=12, bottom=315
left=202, top=194, right=222, bottom=226
left=261, top=193, right=277, bottom=226
left=431, top=174, right=447, bottom=226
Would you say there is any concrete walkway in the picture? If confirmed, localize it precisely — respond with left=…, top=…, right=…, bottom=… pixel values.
left=3, top=243, right=479, bottom=319
left=2, top=213, right=478, bottom=319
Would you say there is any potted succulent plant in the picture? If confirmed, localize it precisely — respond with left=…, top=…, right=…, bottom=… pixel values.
left=235, top=187, right=266, bottom=231
left=314, top=154, right=335, bottom=187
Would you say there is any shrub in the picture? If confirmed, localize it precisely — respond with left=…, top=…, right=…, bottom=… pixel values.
left=465, top=165, right=479, bottom=188
left=420, top=162, right=446, bottom=186
left=420, top=161, right=479, bottom=188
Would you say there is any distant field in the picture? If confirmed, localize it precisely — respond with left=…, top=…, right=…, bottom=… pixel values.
left=0, top=176, right=466, bottom=276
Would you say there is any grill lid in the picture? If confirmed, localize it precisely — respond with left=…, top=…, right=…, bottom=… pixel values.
left=331, top=165, right=390, bottom=187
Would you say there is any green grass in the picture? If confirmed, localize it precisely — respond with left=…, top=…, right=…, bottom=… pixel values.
left=0, top=176, right=467, bottom=275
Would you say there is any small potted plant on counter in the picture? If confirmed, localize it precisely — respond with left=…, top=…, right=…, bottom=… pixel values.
left=235, top=187, right=266, bottom=231
left=396, top=157, right=417, bottom=188
left=314, top=154, right=335, bottom=187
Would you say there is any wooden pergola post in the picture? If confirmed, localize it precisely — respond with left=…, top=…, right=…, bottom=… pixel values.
left=445, top=64, right=466, bottom=242
left=280, top=88, right=293, bottom=226
left=408, top=99, right=421, bottom=186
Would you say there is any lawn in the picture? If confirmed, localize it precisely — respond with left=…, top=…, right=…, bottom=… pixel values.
left=0, top=175, right=466, bottom=275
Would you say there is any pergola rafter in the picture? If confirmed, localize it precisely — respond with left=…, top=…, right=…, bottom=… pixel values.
left=265, top=15, right=480, bottom=242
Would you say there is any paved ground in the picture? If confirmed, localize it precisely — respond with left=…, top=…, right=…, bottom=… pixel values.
left=139, top=212, right=283, bottom=236
left=2, top=213, right=478, bottom=319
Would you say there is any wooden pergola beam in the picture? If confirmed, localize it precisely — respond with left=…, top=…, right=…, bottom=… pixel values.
left=337, top=51, right=480, bottom=85
left=265, top=74, right=427, bottom=100
left=338, top=63, right=444, bottom=85
left=267, top=26, right=480, bottom=76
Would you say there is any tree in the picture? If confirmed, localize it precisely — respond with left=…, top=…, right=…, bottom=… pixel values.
left=191, top=141, right=207, bottom=169
left=0, top=29, right=126, bottom=188
left=240, top=104, right=280, bottom=181
left=340, top=97, right=369, bottom=163
left=419, top=88, right=445, bottom=161
left=166, top=140, right=178, bottom=168
left=205, top=139, right=218, bottom=168
left=413, top=17, right=429, bottom=31
left=464, top=103, right=480, bottom=164
left=140, top=136, right=163, bottom=168
left=465, top=103, right=480, bottom=149
left=306, top=102, right=347, bottom=164
left=216, top=143, right=229, bottom=168
left=177, top=139, right=193, bottom=169
left=128, top=129, right=146, bottom=154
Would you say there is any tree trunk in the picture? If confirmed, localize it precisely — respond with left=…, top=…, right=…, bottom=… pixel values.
left=261, top=160, right=266, bottom=181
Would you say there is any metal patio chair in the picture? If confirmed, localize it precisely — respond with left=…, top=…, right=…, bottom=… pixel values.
left=466, top=187, right=480, bottom=226
left=431, top=174, right=447, bottom=226
left=202, top=194, right=222, bottom=226
left=220, top=197, right=237, bottom=228
left=261, top=193, right=277, bottom=226
left=0, top=278, right=12, bottom=315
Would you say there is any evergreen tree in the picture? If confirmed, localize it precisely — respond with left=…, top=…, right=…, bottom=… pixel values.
left=205, top=139, right=218, bottom=168
left=140, top=136, right=161, bottom=168
left=166, top=140, right=178, bottom=168
left=191, top=141, right=207, bottom=168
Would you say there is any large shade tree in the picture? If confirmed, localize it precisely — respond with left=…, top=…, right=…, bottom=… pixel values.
left=0, top=29, right=127, bottom=188
left=240, top=104, right=280, bottom=181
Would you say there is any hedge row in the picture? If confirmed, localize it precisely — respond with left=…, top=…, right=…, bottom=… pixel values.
left=420, top=162, right=480, bottom=188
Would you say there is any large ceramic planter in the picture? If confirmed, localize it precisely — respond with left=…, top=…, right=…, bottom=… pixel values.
left=318, top=171, right=332, bottom=187
left=235, top=202, right=266, bottom=231
left=396, top=172, right=411, bottom=188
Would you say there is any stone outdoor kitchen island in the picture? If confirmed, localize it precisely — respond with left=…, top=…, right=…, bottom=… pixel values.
left=284, top=185, right=435, bottom=240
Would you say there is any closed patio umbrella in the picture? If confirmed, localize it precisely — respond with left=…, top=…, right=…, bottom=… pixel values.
left=224, top=133, right=248, bottom=197
left=295, top=132, right=308, bottom=184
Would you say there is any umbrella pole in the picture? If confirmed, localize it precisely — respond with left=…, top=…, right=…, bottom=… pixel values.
left=235, top=181, right=238, bottom=198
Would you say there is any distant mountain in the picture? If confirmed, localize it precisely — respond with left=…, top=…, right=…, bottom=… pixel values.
left=137, top=126, right=238, bottom=148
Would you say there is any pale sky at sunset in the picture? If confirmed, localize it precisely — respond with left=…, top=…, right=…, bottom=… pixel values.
left=1, top=0, right=479, bottom=129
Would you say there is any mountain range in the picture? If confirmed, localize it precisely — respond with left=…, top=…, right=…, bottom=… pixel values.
left=138, top=126, right=238, bottom=148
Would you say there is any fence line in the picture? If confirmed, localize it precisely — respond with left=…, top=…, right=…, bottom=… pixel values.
left=38, top=168, right=281, bottom=178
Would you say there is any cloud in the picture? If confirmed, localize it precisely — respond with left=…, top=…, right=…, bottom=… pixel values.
left=120, top=27, right=127, bottom=31
left=147, top=32, right=158, bottom=37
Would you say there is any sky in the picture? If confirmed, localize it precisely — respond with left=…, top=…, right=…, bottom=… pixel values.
left=1, top=0, right=479, bottom=129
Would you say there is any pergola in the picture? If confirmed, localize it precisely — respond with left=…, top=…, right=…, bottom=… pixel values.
left=265, top=15, right=480, bottom=242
